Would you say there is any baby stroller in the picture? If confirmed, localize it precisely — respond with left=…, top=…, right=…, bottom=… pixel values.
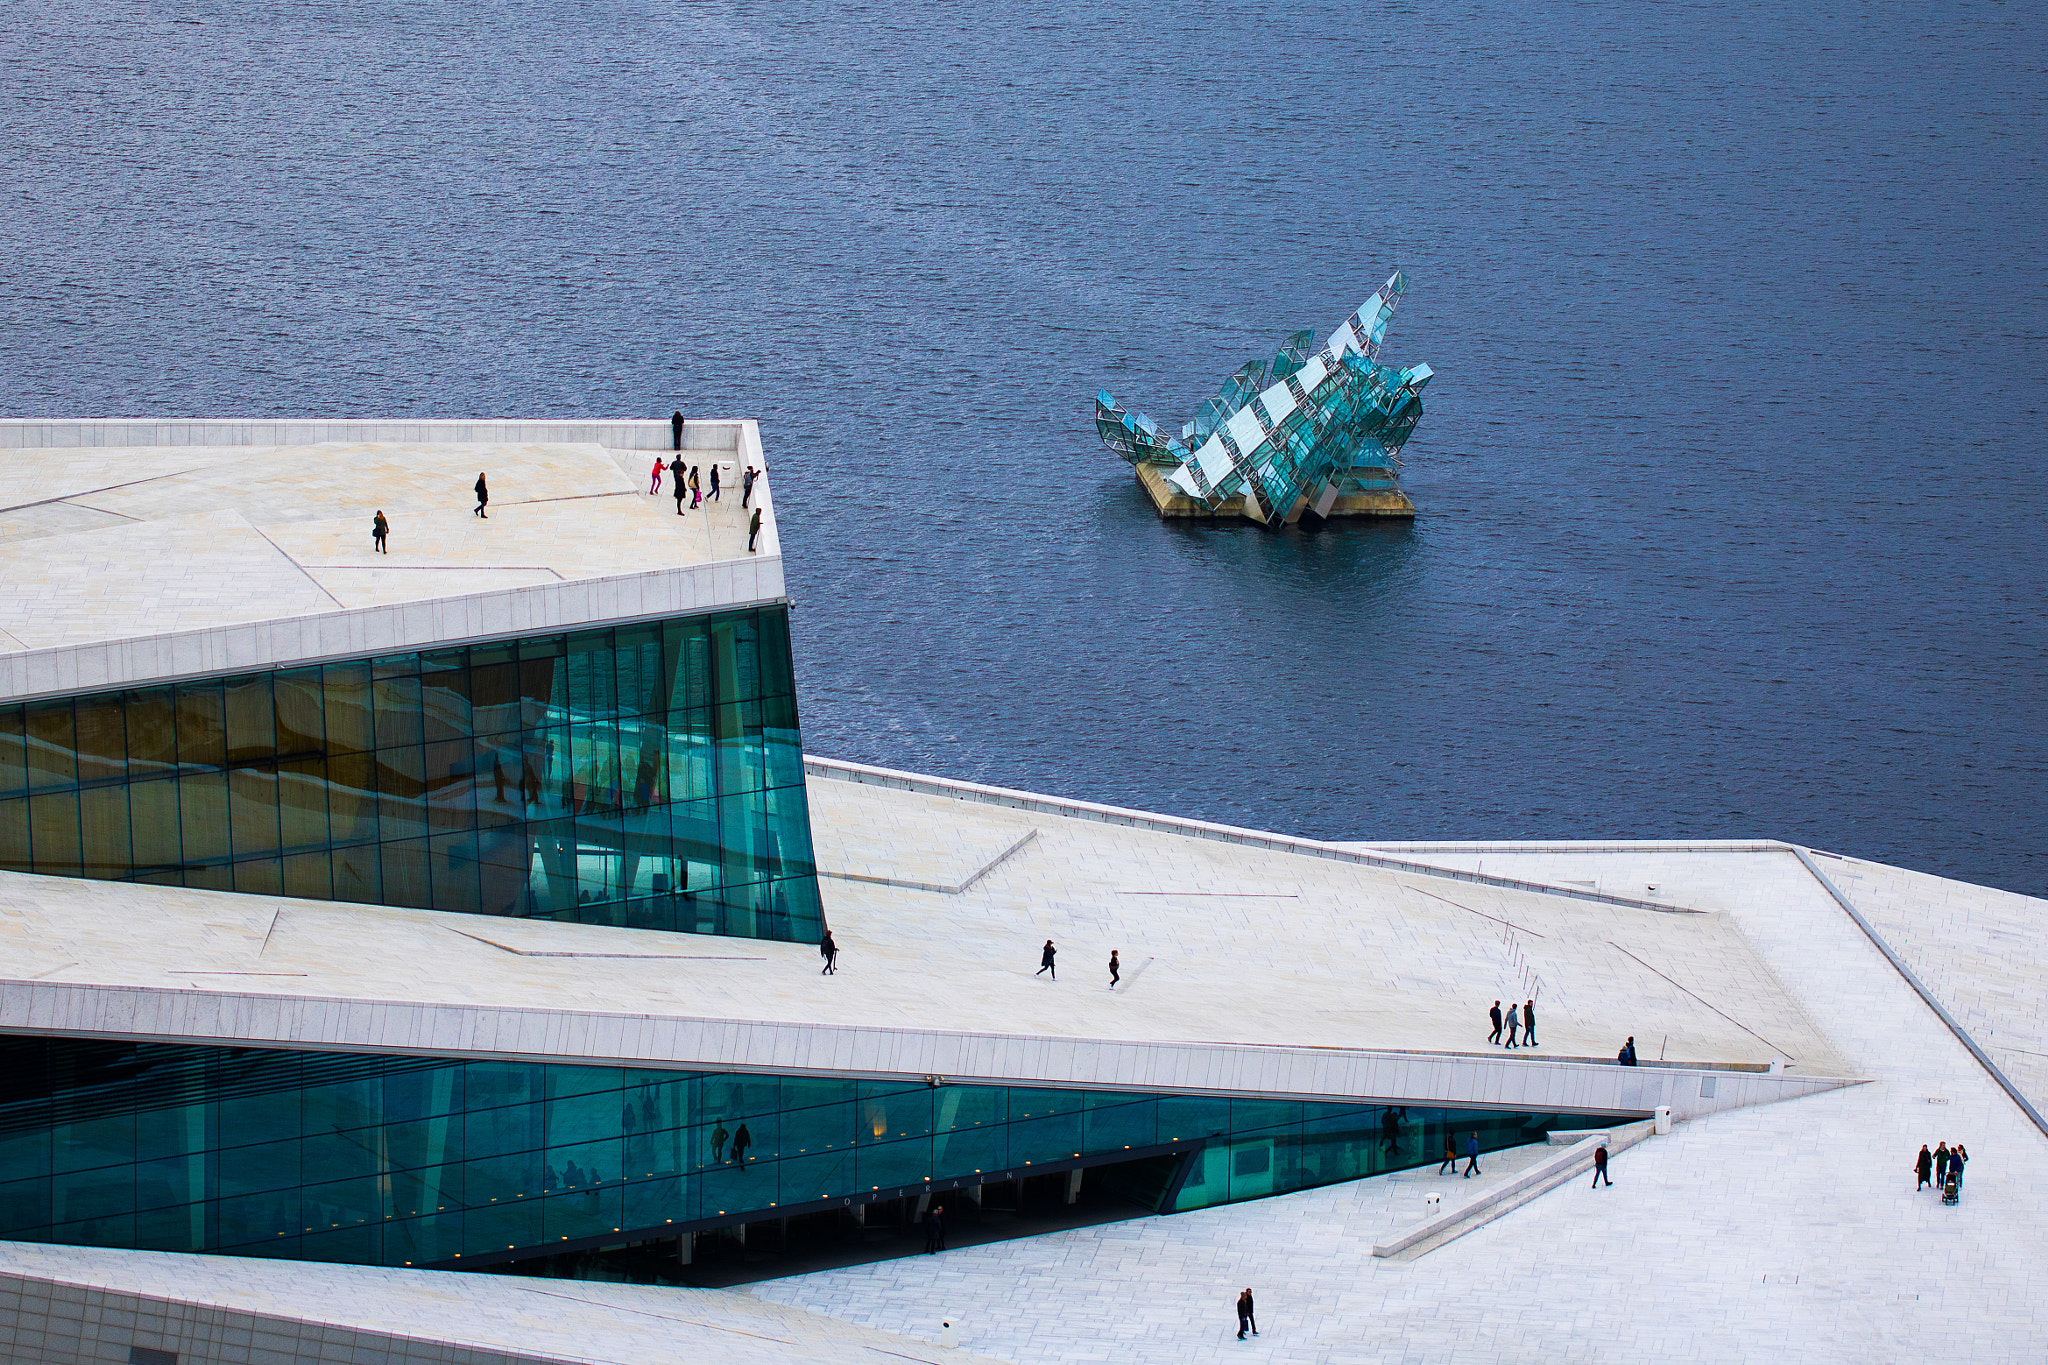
left=1942, top=1172, right=1960, bottom=1206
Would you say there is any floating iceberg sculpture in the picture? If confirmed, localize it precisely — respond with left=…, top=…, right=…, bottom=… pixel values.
left=1096, top=272, right=1432, bottom=524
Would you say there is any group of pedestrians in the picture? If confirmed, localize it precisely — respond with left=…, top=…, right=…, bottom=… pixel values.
left=1032, top=939, right=1124, bottom=989
left=367, top=471, right=491, bottom=551
left=1485, top=999, right=1539, bottom=1048
left=647, top=454, right=761, bottom=548
left=1436, top=1131, right=1486, bottom=1178
left=652, top=451, right=764, bottom=551
left=367, top=416, right=770, bottom=557
left=656, top=454, right=719, bottom=509
left=1915, top=1141, right=1969, bottom=1194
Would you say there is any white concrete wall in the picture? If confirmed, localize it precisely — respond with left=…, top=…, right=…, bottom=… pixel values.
left=0, top=979, right=1853, bottom=1123
left=0, top=1270, right=556, bottom=1365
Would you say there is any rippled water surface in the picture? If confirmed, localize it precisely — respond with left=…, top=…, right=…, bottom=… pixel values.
left=3, top=0, right=2043, bottom=892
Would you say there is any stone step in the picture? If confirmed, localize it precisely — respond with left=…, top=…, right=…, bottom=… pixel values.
left=1371, top=1120, right=1658, bottom=1260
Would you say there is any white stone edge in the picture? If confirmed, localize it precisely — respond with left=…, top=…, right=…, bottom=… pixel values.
left=0, top=417, right=742, bottom=452
left=0, top=556, right=787, bottom=703
left=0, top=979, right=1858, bottom=1122
left=802, top=756, right=1705, bottom=917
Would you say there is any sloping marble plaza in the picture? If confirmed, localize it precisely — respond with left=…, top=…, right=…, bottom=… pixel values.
left=0, top=421, right=2040, bottom=1364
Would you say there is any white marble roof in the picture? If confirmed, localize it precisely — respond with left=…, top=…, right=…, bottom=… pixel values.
left=0, top=420, right=781, bottom=700
left=0, top=761, right=1866, bottom=1120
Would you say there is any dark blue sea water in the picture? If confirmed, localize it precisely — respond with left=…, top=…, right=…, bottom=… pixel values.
left=3, top=0, right=2043, bottom=893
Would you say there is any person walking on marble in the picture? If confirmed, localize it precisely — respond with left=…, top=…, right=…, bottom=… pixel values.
left=473, top=472, right=490, bottom=518
left=1916, top=1144, right=1934, bottom=1191
left=709, top=464, right=721, bottom=501
left=1463, top=1131, right=1482, bottom=1178
left=748, top=506, right=763, bottom=552
left=672, top=456, right=688, bottom=516
left=1617, top=1036, right=1638, bottom=1066
left=1035, top=939, right=1057, bottom=980
left=650, top=456, right=665, bottom=494
left=1108, top=949, right=1120, bottom=989
left=742, top=465, right=757, bottom=507
left=689, top=465, right=702, bottom=508
left=1504, top=1001, right=1520, bottom=1049
left=1488, top=1000, right=1503, bottom=1045
left=1236, top=1288, right=1257, bottom=1340
left=671, top=410, right=684, bottom=451
left=1523, top=998, right=1538, bottom=1047
left=1951, top=1143, right=1968, bottom=1187
left=1935, top=1142, right=1950, bottom=1187
left=1591, top=1142, right=1612, bottom=1188
left=371, top=509, right=389, bottom=554
left=820, top=928, right=839, bottom=975
left=1439, top=1134, right=1458, bottom=1175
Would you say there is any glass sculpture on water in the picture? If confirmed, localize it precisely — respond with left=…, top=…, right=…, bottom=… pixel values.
left=1095, top=272, right=1434, bottom=524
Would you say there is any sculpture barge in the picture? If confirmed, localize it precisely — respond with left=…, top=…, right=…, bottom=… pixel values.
left=1096, top=272, right=1432, bottom=525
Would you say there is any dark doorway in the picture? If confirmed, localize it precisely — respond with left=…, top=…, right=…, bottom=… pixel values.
left=488, top=1152, right=1179, bottom=1289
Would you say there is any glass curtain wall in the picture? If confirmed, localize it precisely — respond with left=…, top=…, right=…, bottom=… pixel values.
left=0, top=608, right=819, bottom=941
left=0, top=1037, right=1619, bottom=1270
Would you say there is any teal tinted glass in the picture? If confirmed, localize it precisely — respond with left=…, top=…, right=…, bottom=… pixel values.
left=0, top=607, right=819, bottom=944
left=0, top=1035, right=1624, bottom=1273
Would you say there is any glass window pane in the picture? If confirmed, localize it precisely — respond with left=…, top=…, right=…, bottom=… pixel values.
left=0, top=706, right=25, bottom=797
left=24, top=699, right=77, bottom=792
left=174, top=683, right=226, bottom=769
left=73, top=694, right=127, bottom=785
left=123, top=688, right=177, bottom=778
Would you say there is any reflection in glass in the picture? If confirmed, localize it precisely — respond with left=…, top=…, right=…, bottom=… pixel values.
left=0, top=1036, right=1624, bottom=1271
left=0, top=608, right=820, bottom=943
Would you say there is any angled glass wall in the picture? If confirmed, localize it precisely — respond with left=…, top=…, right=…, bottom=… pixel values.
left=0, top=1036, right=1630, bottom=1271
left=0, top=607, right=820, bottom=942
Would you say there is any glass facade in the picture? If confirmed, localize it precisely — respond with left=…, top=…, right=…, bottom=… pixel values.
left=0, top=608, right=821, bottom=942
left=0, top=1035, right=1628, bottom=1270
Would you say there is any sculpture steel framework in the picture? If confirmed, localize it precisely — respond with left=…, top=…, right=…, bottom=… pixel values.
left=1096, top=272, right=1433, bottom=524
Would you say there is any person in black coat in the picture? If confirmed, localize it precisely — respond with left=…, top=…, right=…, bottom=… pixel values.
left=731, top=1122, right=752, bottom=1167
left=820, top=929, right=839, bottom=975
left=671, top=410, right=684, bottom=450
left=1591, top=1143, right=1612, bottom=1187
left=372, top=510, right=389, bottom=553
left=1035, top=939, right=1056, bottom=979
left=1488, top=1001, right=1503, bottom=1045
left=1916, top=1144, right=1933, bottom=1190
left=672, top=456, right=688, bottom=516
left=473, top=472, right=489, bottom=518
left=1236, top=1288, right=1257, bottom=1340
left=1523, top=998, right=1538, bottom=1047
